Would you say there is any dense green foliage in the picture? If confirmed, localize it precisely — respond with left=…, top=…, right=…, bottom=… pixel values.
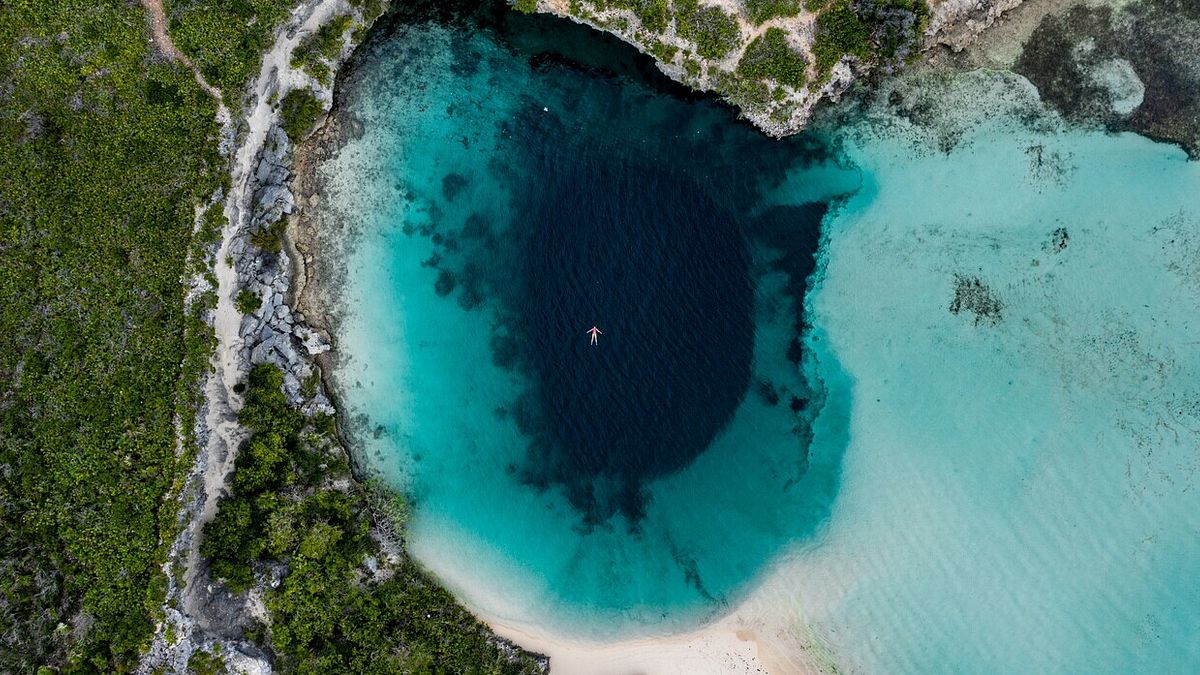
left=201, top=365, right=306, bottom=591
left=712, top=68, right=772, bottom=111
left=203, top=366, right=544, bottom=672
left=599, top=0, right=672, bottom=33
left=812, top=1, right=872, bottom=75
left=648, top=39, right=680, bottom=63
left=291, top=14, right=354, bottom=84
left=236, top=289, right=264, bottom=315
left=167, top=0, right=292, bottom=102
left=674, top=0, right=742, bottom=60
left=737, top=27, right=808, bottom=88
left=280, top=88, right=325, bottom=143
left=812, top=0, right=928, bottom=77
left=186, top=647, right=227, bottom=675
left=743, top=0, right=804, bottom=24
left=0, top=1, right=231, bottom=670
left=865, top=0, right=929, bottom=59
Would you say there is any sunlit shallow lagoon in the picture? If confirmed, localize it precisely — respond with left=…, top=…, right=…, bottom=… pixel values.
left=313, top=3, right=1200, bottom=671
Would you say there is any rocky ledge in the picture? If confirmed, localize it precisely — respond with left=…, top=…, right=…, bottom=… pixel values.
left=521, top=0, right=1026, bottom=136
left=235, top=123, right=334, bottom=413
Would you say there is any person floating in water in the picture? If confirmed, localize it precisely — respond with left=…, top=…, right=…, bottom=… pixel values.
left=587, top=326, right=602, bottom=346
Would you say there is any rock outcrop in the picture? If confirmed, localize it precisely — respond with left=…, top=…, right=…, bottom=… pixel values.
left=526, top=0, right=1026, bottom=137
left=234, top=124, right=335, bottom=416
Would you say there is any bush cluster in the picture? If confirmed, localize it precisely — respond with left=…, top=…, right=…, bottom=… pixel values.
left=235, top=288, right=263, bottom=315
left=291, top=14, right=355, bottom=84
left=279, top=88, right=326, bottom=142
left=812, top=0, right=872, bottom=75
left=811, top=0, right=929, bottom=77
left=737, top=27, right=808, bottom=88
left=590, top=0, right=673, bottom=32
left=201, top=366, right=545, bottom=672
left=743, top=0, right=804, bottom=24
left=673, top=0, right=742, bottom=59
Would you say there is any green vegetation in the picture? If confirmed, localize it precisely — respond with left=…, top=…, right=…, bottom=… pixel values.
left=279, top=88, right=326, bottom=142
left=0, top=0, right=292, bottom=669
left=737, top=27, right=807, bottom=88
left=348, top=0, right=386, bottom=19
left=627, top=0, right=672, bottom=33
left=674, top=0, right=742, bottom=60
left=167, top=0, right=293, bottom=102
left=869, top=0, right=930, bottom=59
left=743, top=0, right=804, bottom=24
left=291, top=14, right=354, bottom=84
left=513, top=0, right=540, bottom=13
left=202, top=366, right=544, bottom=672
left=251, top=220, right=285, bottom=254
left=582, top=0, right=671, bottom=33
left=648, top=39, right=681, bottom=63
left=712, top=68, right=773, bottom=111
left=812, top=1, right=872, bottom=75
left=811, top=0, right=929, bottom=77
left=236, top=289, right=264, bottom=315
left=187, top=647, right=227, bottom=675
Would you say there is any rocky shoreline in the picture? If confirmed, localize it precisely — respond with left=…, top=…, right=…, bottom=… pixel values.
left=928, top=0, right=1200, bottom=159
left=287, top=93, right=356, bottom=419
left=530, top=0, right=1029, bottom=137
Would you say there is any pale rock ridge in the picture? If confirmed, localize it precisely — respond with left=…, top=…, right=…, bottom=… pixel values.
left=529, top=0, right=1027, bottom=136
left=140, top=1, right=360, bottom=672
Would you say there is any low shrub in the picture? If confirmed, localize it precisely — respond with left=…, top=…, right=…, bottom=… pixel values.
left=675, top=0, right=742, bottom=59
left=737, top=27, right=808, bottom=88
left=811, top=0, right=871, bottom=75
left=291, top=14, right=354, bottom=84
left=235, top=288, right=263, bottom=315
left=743, top=0, right=804, bottom=24
left=279, top=88, right=325, bottom=142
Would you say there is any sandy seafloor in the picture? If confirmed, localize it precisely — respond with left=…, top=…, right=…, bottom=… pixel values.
left=300, top=6, right=1200, bottom=672
left=716, top=70, right=1200, bottom=673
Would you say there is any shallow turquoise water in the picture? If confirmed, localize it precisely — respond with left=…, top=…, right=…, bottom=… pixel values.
left=764, top=72, right=1200, bottom=672
left=317, top=6, right=1200, bottom=671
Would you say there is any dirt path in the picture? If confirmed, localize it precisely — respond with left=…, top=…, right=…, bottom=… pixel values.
left=140, top=0, right=229, bottom=113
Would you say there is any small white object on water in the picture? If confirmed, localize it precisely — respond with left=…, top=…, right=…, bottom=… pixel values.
left=543, top=107, right=548, bottom=112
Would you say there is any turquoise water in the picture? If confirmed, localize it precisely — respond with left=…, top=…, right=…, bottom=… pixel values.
left=317, top=5, right=1200, bottom=672
left=752, top=71, right=1200, bottom=672
left=322, top=6, right=856, bottom=635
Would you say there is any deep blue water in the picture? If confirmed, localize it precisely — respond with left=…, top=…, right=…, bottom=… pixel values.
left=321, top=0, right=852, bottom=633
left=510, top=164, right=756, bottom=522
left=342, top=0, right=841, bottom=522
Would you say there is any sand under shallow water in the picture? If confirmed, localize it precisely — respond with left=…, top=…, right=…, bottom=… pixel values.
left=307, top=4, right=1200, bottom=672
left=722, top=71, right=1200, bottom=673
